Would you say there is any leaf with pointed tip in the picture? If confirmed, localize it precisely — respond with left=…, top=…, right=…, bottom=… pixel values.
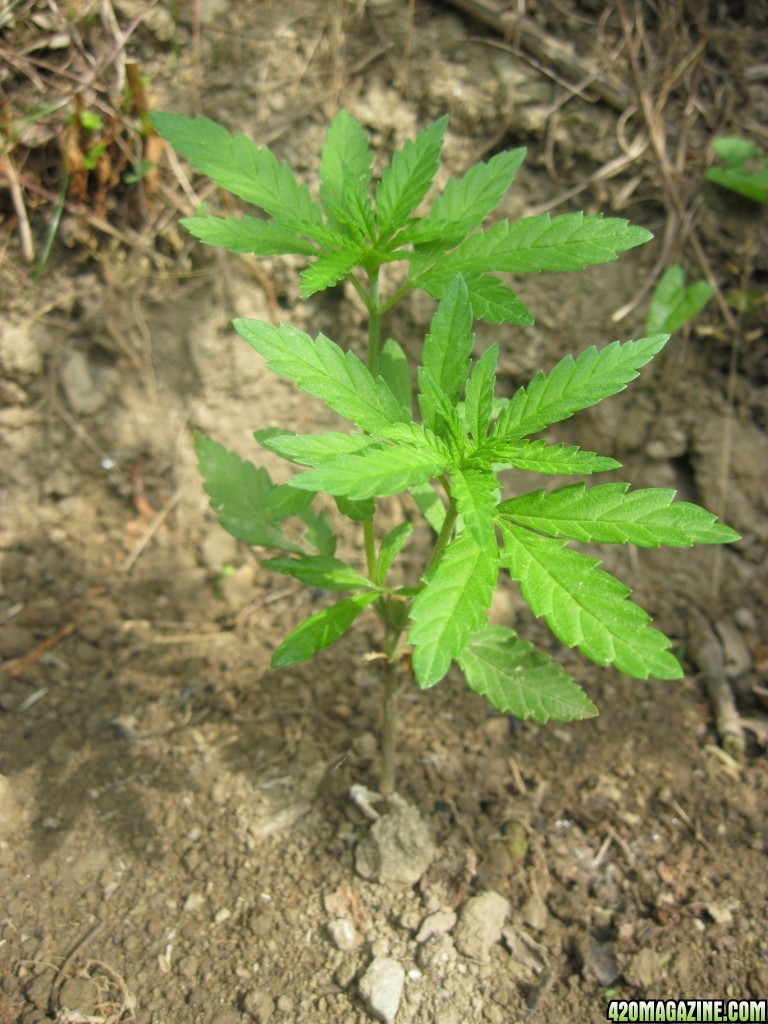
left=299, top=506, right=336, bottom=556
left=235, top=320, right=404, bottom=435
left=408, top=530, right=499, bottom=688
left=300, top=244, right=366, bottom=297
left=289, top=429, right=452, bottom=500
left=493, top=336, right=669, bottom=441
left=402, top=148, right=526, bottom=245
left=376, top=117, right=447, bottom=239
left=255, top=429, right=372, bottom=467
left=380, top=338, right=412, bottom=418
left=194, top=434, right=303, bottom=552
left=336, top=495, right=375, bottom=523
left=451, top=468, right=498, bottom=544
left=266, top=482, right=316, bottom=520
left=498, top=482, right=741, bottom=547
left=408, top=482, right=447, bottom=533
left=414, top=213, right=652, bottom=289
left=475, top=438, right=620, bottom=475
left=464, top=343, right=498, bottom=443
left=272, top=591, right=380, bottom=667
left=418, top=366, right=467, bottom=451
left=150, top=112, right=323, bottom=230
left=463, top=275, right=534, bottom=326
left=499, top=520, right=682, bottom=679
left=319, top=110, right=375, bottom=238
left=263, top=554, right=374, bottom=590
left=422, top=276, right=474, bottom=407
left=181, top=215, right=318, bottom=256
left=458, top=624, right=597, bottom=721
left=378, top=522, right=414, bottom=582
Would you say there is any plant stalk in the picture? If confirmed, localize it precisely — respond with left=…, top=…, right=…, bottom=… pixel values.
left=379, top=621, right=402, bottom=796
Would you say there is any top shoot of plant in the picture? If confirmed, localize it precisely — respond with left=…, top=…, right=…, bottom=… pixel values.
left=152, top=109, right=739, bottom=793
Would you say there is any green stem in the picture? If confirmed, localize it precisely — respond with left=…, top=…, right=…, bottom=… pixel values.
left=367, top=269, right=382, bottom=379
left=379, top=619, right=402, bottom=797
left=423, top=490, right=458, bottom=579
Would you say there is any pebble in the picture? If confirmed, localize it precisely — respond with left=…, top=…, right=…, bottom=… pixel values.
left=328, top=917, right=363, bottom=951
left=454, top=891, right=510, bottom=962
left=243, top=986, right=274, bottom=1023
left=355, top=803, right=435, bottom=886
left=415, top=908, right=457, bottom=943
left=0, top=774, right=24, bottom=838
left=359, top=957, right=405, bottom=1024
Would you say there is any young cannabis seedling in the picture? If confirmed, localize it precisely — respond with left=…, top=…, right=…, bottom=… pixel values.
left=152, top=110, right=739, bottom=793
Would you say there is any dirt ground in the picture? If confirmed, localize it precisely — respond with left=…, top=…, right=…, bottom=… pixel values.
left=1, top=2, right=768, bottom=1023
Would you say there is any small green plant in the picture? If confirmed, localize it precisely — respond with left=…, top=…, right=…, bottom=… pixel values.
left=706, top=136, right=768, bottom=205
left=646, top=265, right=714, bottom=335
left=152, top=110, right=739, bottom=793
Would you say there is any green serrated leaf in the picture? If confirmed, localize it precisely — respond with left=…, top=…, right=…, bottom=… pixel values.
left=409, top=529, right=499, bottom=688
left=408, top=481, right=447, bottom=533
left=498, top=520, right=682, bottom=679
left=378, top=522, right=414, bottom=582
left=493, top=335, right=669, bottom=441
left=463, top=275, right=533, bottom=326
left=451, top=468, right=499, bottom=544
left=336, top=495, right=375, bottom=522
left=194, top=434, right=302, bottom=552
left=272, top=591, right=380, bottom=667
left=263, top=554, right=373, bottom=590
left=422, top=276, right=475, bottom=407
left=289, top=431, right=452, bottom=500
left=420, top=148, right=527, bottom=241
left=319, top=110, right=375, bottom=238
left=255, top=429, right=371, bottom=467
left=380, top=338, right=412, bottom=418
left=266, top=482, right=316, bottom=520
left=464, top=343, right=498, bottom=443
left=414, top=212, right=652, bottom=290
left=476, top=438, right=620, bottom=475
left=498, top=482, right=741, bottom=547
left=376, top=117, right=447, bottom=239
left=646, top=265, right=714, bottom=334
left=300, top=245, right=366, bottom=297
left=417, top=366, right=468, bottom=452
left=300, top=506, right=336, bottom=556
left=458, top=623, right=597, bottom=721
left=181, top=215, right=318, bottom=256
left=150, top=112, right=324, bottom=229
left=235, top=320, right=404, bottom=435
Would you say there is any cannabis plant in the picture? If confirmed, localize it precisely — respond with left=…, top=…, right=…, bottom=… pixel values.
left=152, top=110, right=738, bottom=792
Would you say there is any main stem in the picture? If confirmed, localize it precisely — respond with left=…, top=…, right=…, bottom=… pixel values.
left=364, top=269, right=382, bottom=583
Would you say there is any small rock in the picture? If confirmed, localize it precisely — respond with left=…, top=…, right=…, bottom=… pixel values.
left=242, top=986, right=274, bottom=1023
left=60, top=350, right=116, bottom=415
left=328, top=917, right=363, bottom=951
left=220, top=563, right=256, bottom=612
left=416, top=933, right=456, bottom=970
left=355, top=803, right=435, bottom=886
left=202, top=529, right=238, bottom=573
left=211, top=1009, right=241, bottom=1024
left=358, top=957, right=405, bottom=1024
left=0, top=774, right=24, bottom=838
left=334, top=959, right=359, bottom=989
left=415, top=908, right=457, bottom=943
left=0, top=622, right=34, bottom=658
left=182, top=892, right=206, bottom=912
left=454, top=891, right=510, bottom=962
left=58, top=977, right=99, bottom=1014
